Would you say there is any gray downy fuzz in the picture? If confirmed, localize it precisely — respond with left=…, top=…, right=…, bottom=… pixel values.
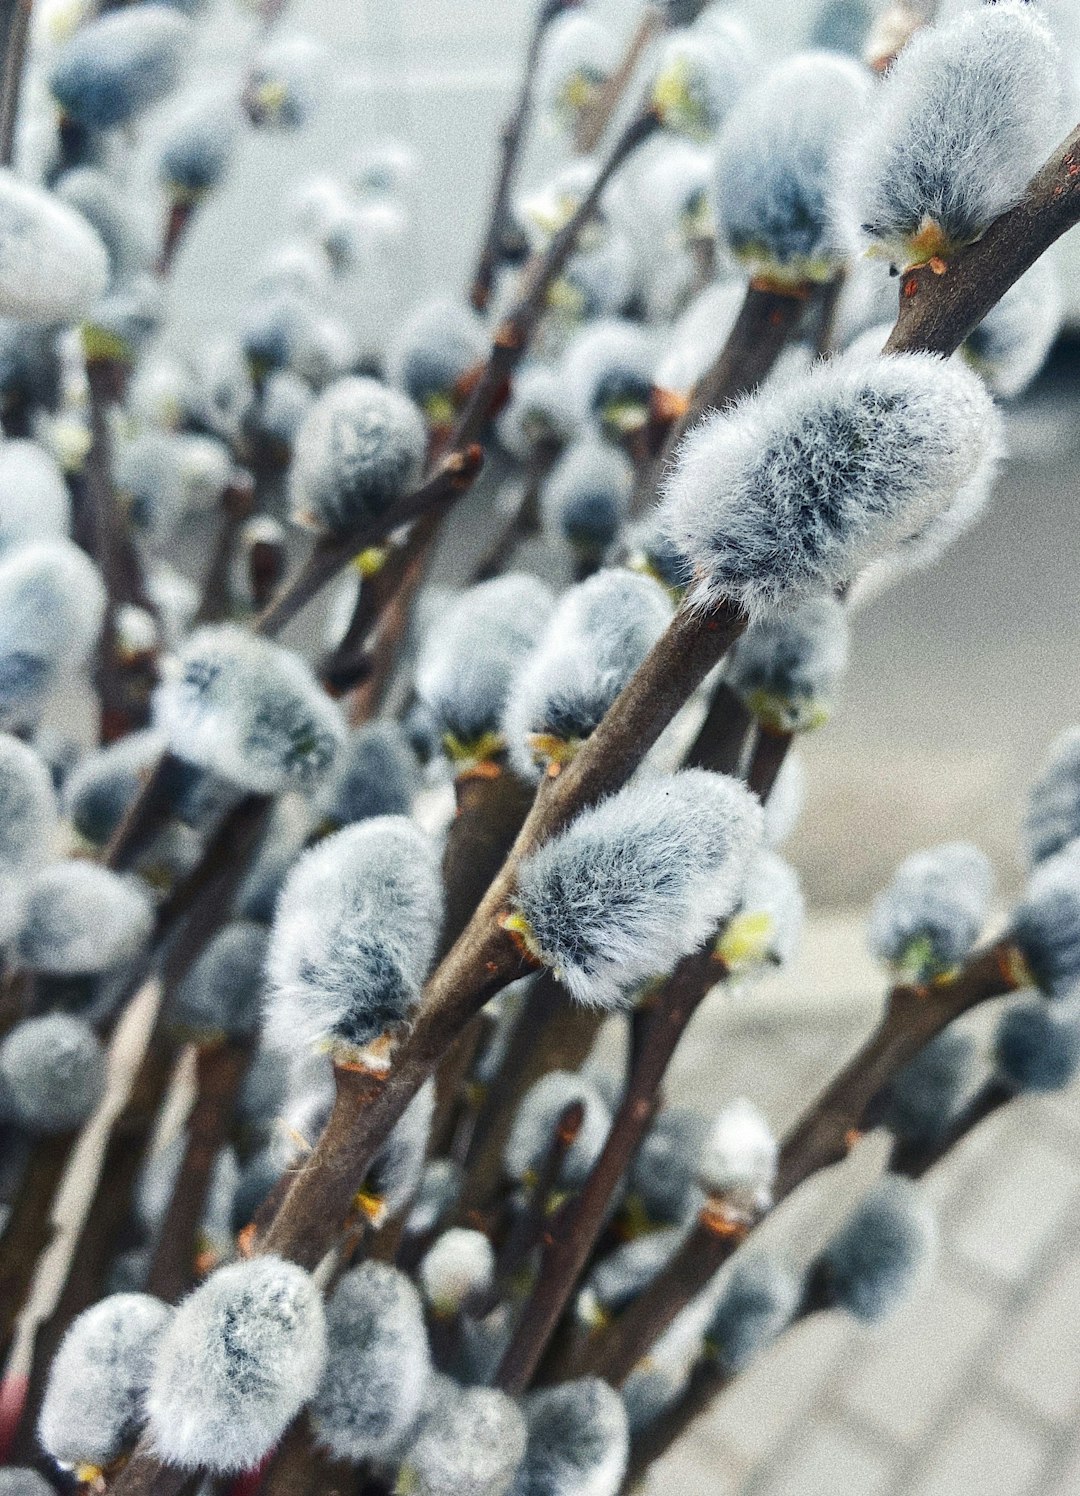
left=867, top=842, right=995, bottom=983
left=144, top=1256, right=327, bottom=1473
left=1025, top=726, right=1080, bottom=866
left=1010, top=844, right=1080, bottom=999
left=577, top=1230, right=687, bottom=1327
left=628, top=1106, right=710, bottom=1227
left=846, top=0, right=1064, bottom=268
left=419, top=1228, right=495, bottom=1316
left=38, top=1292, right=173, bottom=1475
left=16, top=863, right=154, bottom=976
left=415, top=574, right=555, bottom=763
left=510, top=770, right=762, bottom=1009
left=509, top=1378, right=628, bottom=1496
left=536, top=13, right=617, bottom=132
left=563, top=319, right=655, bottom=438
left=660, top=352, right=1000, bottom=620
left=649, top=18, right=756, bottom=141
left=502, top=569, right=673, bottom=782
left=699, top=1098, right=777, bottom=1215
left=156, top=93, right=241, bottom=200
left=878, top=1028, right=978, bottom=1147
left=0, top=173, right=110, bottom=324
left=0, top=541, right=107, bottom=727
left=810, top=1175, right=936, bottom=1321
left=994, top=998, right=1080, bottom=1094
left=363, top=1078, right=436, bottom=1223
left=153, top=624, right=345, bottom=795
left=725, top=594, right=849, bottom=734
left=313, top=719, right=420, bottom=831
left=265, top=817, right=444, bottom=1061
left=540, top=440, right=633, bottom=564
left=496, top=362, right=578, bottom=462
left=0, top=440, right=73, bottom=554
left=170, top=920, right=270, bottom=1042
left=397, top=1380, right=527, bottom=1496
left=713, top=51, right=870, bottom=286
left=0, top=1014, right=106, bottom=1134
left=289, top=375, right=426, bottom=533
left=504, top=1070, right=612, bottom=1191
left=718, top=849, right=805, bottom=974
left=705, top=1256, right=801, bottom=1375
left=48, top=6, right=191, bottom=130
left=0, top=733, right=56, bottom=867
left=387, top=297, right=488, bottom=424
left=310, top=1261, right=431, bottom=1465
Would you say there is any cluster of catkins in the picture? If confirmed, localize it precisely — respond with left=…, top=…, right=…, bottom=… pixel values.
left=0, top=0, right=1073, bottom=1491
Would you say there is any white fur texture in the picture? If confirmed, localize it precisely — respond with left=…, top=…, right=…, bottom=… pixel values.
left=496, top=362, right=578, bottom=460
left=1026, top=726, right=1080, bottom=866
left=727, top=594, right=849, bottom=731
left=815, top=1176, right=936, bottom=1322
left=660, top=352, right=999, bottom=619
left=39, top=1293, right=172, bottom=1469
left=1011, top=842, right=1080, bottom=999
left=513, top=770, right=763, bottom=1008
left=315, top=719, right=419, bottom=829
left=651, top=20, right=755, bottom=140
left=504, top=1070, right=612, bottom=1189
left=265, top=818, right=443, bottom=1056
left=563, top=319, right=655, bottom=431
left=655, top=281, right=744, bottom=398
left=0, top=541, right=106, bottom=725
left=17, top=862, right=153, bottom=975
left=706, top=1255, right=800, bottom=1374
left=0, top=172, right=109, bottom=324
left=49, top=6, right=191, bottom=128
left=400, top=1382, right=527, bottom=1496
left=733, top=849, right=805, bottom=969
left=146, top=1257, right=326, bottom=1473
left=537, top=14, right=616, bottom=127
left=0, top=442, right=69, bottom=554
left=510, top=1379, right=628, bottom=1496
left=367, top=1076, right=435, bottom=1216
left=173, top=920, right=269, bottom=1041
left=0, top=734, right=55, bottom=867
left=387, top=297, right=487, bottom=409
left=541, top=441, right=632, bottom=557
left=0, top=1014, right=106, bottom=1134
left=699, top=1097, right=777, bottom=1209
left=419, top=1228, right=495, bottom=1314
left=868, top=841, right=994, bottom=976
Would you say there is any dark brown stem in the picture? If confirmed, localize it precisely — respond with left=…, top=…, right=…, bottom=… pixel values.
left=683, top=680, right=754, bottom=775
left=745, top=725, right=794, bottom=802
left=146, top=1039, right=254, bottom=1303
left=193, top=475, right=256, bottom=626
left=0, top=0, right=30, bottom=166
left=813, top=269, right=846, bottom=358
left=103, top=750, right=189, bottom=872
left=469, top=441, right=557, bottom=585
left=574, top=4, right=665, bottom=154
left=157, top=197, right=196, bottom=277
left=259, top=1412, right=363, bottom=1496
left=496, top=945, right=726, bottom=1393
left=890, top=1076, right=1014, bottom=1179
left=577, top=940, right=1023, bottom=1387
left=0, top=1132, right=76, bottom=1367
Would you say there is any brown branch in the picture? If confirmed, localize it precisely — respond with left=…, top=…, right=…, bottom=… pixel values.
left=193, top=474, right=256, bottom=627
left=683, top=680, right=754, bottom=776
left=576, top=939, right=1023, bottom=1387
left=574, top=4, right=665, bottom=155
left=0, top=0, right=30, bottom=166
left=469, top=440, right=557, bottom=585
left=745, top=725, right=794, bottom=802
left=0, top=1132, right=77, bottom=1367
left=889, top=1075, right=1014, bottom=1179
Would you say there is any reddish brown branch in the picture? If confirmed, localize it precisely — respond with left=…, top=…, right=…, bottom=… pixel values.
left=0, top=1132, right=77, bottom=1367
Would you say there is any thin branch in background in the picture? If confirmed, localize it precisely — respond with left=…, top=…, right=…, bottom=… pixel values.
left=574, top=3, right=665, bottom=155
left=193, top=472, right=257, bottom=626
left=0, top=0, right=29, bottom=166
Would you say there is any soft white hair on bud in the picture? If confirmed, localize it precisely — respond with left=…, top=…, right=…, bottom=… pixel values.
left=563, top=319, right=655, bottom=435
left=0, top=541, right=106, bottom=724
left=622, top=1291, right=713, bottom=1433
left=310, top=1261, right=430, bottom=1464
left=62, top=729, right=160, bottom=848
left=1011, top=843, right=1080, bottom=1000
left=714, top=52, right=868, bottom=284
left=503, top=570, right=672, bottom=782
left=762, top=748, right=804, bottom=849
left=0, top=1471, right=55, bottom=1495
left=706, top=1255, right=800, bottom=1374
left=847, top=2, right=1064, bottom=267
left=415, top=574, right=555, bottom=757
left=173, top=433, right=233, bottom=514
left=39, top=1292, right=172, bottom=1472
left=0, top=441, right=70, bottom=553
left=55, top=167, right=152, bottom=285
left=419, top=1228, right=495, bottom=1315
left=726, top=594, right=849, bottom=733
left=407, top=1159, right=462, bottom=1239
left=868, top=842, right=994, bottom=981
left=17, top=862, right=153, bottom=974
left=579, top=1229, right=685, bottom=1326
left=0, top=733, right=56, bottom=867
left=994, top=998, right=1080, bottom=1095
left=245, top=34, right=323, bottom=131
left=49, top=5, right=191, bottom=129
left=511, top=1378, right=628, bottom=1496
left=504, top=1070, right=611, bottom=1189
left=513, top=770, right=762, bottom=1008
left=156, top=92, right=240, bottom=198
left=153, top=624, right=344, bottom=794
left=660, top=352, right=999, bottom=620
left=629, top=1107, right=708, bottom=1226
left=1026, top=727, right=1080, bottom=867
left=0, top=172, right=109, bottom=324
left=314, top=719, right=419, bottom=830
left=497, top=363, right=578, bottom=461
left=145, top=1257, right=326, bottom=1473
left=655, top=281, right=744, bottom=399
left=724, top=849, right=805, bottom=971
left=387, top=297, right=487, bottom=419
left=289, top=375, right=426, bottom=534
left=650, top=19, right=755, bottom=141
left=399, top=1381, right=527, bottom=1496
left=366, top=1077, right=435, bottom=1220
left=115, top=429, right=185, bottom=540
left=265, top=818, right=443, bottom=1058
left=0, top=1014, right=106, bottom=1133
left=699, top=1097, right=777, bottom=1211
left=964, top=257, right=1061, bottom=400
left=172, top=921, right=269, bottom=1042
left=541, top=441, right=632, bottom=560
left=813, top=1175, right=936, bottom=1321
left=536, top=13, right=616, bottom=128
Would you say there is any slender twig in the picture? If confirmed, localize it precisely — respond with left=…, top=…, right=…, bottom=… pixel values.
left=0, top=1132, right=78, bottom=1367
left=469, top=440, right=558, bottom=585
left=745, top=726, right=794, bottom=802
left=889, top=1076, right=1014, bottom=1179
left=574, top=4, right=665, bottom=155
left=193, top=474, right=256, bottom=626
left=0, top=0, right=30, bottom=166
left=683, top=680, right=754, bottom=776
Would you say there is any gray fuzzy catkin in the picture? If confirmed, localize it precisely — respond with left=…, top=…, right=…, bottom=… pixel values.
left=0, top=174, right=110, bottom=325
left=629, top=1107, right=709, bottom=1225
left=399, top=1382, right=527, bottom=1496
left=994, top=998, right=1080, bottom=1094
left=579, top=1228, right=686, bottom=1323
left=848, top=2, right=1063, bottom=266
left=17, top=863, right=153, bottom=975
left=512, top=770, right=762, bottom=1008
left=726, top=849, right=805, bottom=971
left=1010, top=846, right=1080, bottom=998
left=541, top=441, right=632, bottom=560
left=145, top=1257, right=327, bottom=1473
left=654, top=282, right=745, bottom=399
left=699, top=1098, right=777, bottom=1210
left=115, top=430, right=185, bottom=540
left=406, top=1159, right=462, bottom=1239
left=504, top=1070, right=612, bottom=1190
left=0, top=1472, right=56, bottom=1495
left=649, top=19, right=754, bottom=141
left=289, top=375, right=426, bottom=533
left=38, top=1293, right=173, bottom=1471
left=867, top=842, right=995, bottom=979
left=265, top=818, right=443, bottom=1057
left=510, top=1378, right=628, bottom=1496
left=964, top=257, right=1060, bottom=400
left=563, top=319, right=655, bottom=434
left=726, top=595, right=849, bottom=733
left=536, top=13, right=615, bottom=128
left=0, top=1014, right=105, bottom=1134
left=366, top=1077, right=435, bottom=1218
left=496, top=363, right=578, bottom=461
left=55, top=167, right=150, bottom=285
left=153, top=624, right=345, bottom=794
left=49, top=5, right=191, bottom=129
left=1025, top=727, right=1080, bottom=866
left=706, top=1256, right=801, bottom=1374
left=0, top=734, right=55, bottom=867
left=387, top=298, right=488, bottom=416
left=171, top=921, right=269, bottom=1041
left=419, top=1228, right=495, bottom=1314
left=415, top=575, right=555, bottom=755
left=713, top=52, right=869, bottom=284
left=0, top=541, right=107, bottom=725
left=314, top=719, right=420, bottom=830
left=814, top=1176, right=935, bottom=1322
left=310, top=1261, right=431, bottom=1464
left=0, top=441, right=70, bottom=554
left=880, top=1028, right=977, bottom=1145
left=660, top=352, right=999, bottom=620
left=246, top=35, right=322, bottom=131
left=156, top=94, right=240, bottom=197
left=503, top=570, right=673, bottom=782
